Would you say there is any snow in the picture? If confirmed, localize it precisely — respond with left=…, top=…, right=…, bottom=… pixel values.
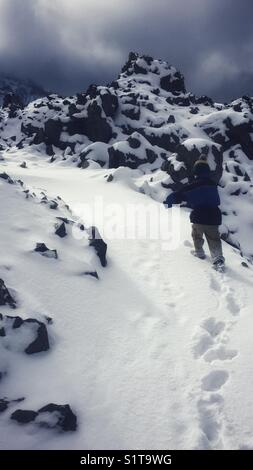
left=0, top=52, right=253, bottom=450
left=0, top=159, right=253, bottom=450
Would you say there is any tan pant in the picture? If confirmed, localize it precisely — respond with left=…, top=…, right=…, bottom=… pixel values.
left=192, top=224, right=224, bottom=262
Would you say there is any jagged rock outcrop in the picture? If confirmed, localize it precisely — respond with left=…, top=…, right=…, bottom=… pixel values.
left=88, top=226, right=107, bottom=267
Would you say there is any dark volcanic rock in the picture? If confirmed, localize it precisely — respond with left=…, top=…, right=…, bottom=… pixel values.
left=167, top=115, right=176, bottom=123
left=108, top=145, right=157, bottom=169
left=38, top=403, right=77, bottom=432
left=176, top=140, right=223, bottom=183
left=0, top=172, right=14, bottom=184
left=100, top=90, right=118, bottom=117
left=55, top=222, right=67, bottom=238
left=11, top=409, right=38, bottom=424
left=162, top=139, right=223, bottom=186
left=128, top=135, right=141, bottom=149
left=89, top=226, right=107, bottom=267
left=160, top=71, right=186, bottom=94
left=21, top=122, right=41, bottom=137
left=76, top=93, right=87, bottom=106
left=34, top=243, right=58, bottom=259
left=0, top=279, right=16, bottom=308
left=121, top=106, right=140, bottom=121
left=202, top=116, right=253, bottom=159
left=24, top=319, right=50, bottom=354
left=108, top=133, right=159, bottom=169
left=224, top=118, right=253, bottom=160
left=139, top=128, right=180, bottom=152
left=0, top=314, right=50, bottom=354
left=83, top=271, right=99, bottom=280
left=67, top=101, right=113, bottom=143
left=121, top=51, right=139, bottom=74
left=241, top=262, right=249, bottom=268
left=195, top=95, right=214, bottom=106
left=11, top=404, right=77, bottom=432
left=44, top=119, right=63, bottom=146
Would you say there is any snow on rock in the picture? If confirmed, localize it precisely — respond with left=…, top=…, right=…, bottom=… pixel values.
left=0, top=314, right=50, bottom=354
left=78, top=142, right=110, bottom=168
left=34, top=243, right=58, bottom=260
left=88, top=226, right=108, bottom=267
left=0, top=279, right=17, bottom=309
left=55, top=222, right=67, bottom=238
left=108, top=132, right=161, bottom=170
left=165, top=138, right=223, bottom=184
left=11, top=403, right=77, bottom=432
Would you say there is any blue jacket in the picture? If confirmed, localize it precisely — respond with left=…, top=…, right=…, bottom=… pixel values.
left=164, top=177, right=222, bottom=225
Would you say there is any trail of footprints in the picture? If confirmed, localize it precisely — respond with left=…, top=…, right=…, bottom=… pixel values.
left=193, top=272, right=243, bottom=449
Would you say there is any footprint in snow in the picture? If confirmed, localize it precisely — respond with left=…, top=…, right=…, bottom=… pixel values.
left=201, top=370, right=229, bottom=392
left=197, top=393, right=225, bottom=447
left=226, top=292, right=240, bottom=316
left=204, top=346, right=238, bottom=363
left=192, top=318, right=226, bottom=358
left=210, top=275, right=221, bottom=292
left=202, top=317, right=225, bottom=338
left=192, top=333, right=214, bottom=358
left=193, top=317, right=237, bottom=363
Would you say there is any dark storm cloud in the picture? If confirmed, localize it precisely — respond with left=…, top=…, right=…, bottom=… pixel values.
left=0, top=0, right=252, bottom=101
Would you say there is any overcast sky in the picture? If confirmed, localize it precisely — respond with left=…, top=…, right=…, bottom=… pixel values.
left=0, top=0, right=252, bottom=102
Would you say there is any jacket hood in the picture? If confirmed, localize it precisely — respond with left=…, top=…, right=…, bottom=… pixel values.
left=193, top=160, right=211, bottom=178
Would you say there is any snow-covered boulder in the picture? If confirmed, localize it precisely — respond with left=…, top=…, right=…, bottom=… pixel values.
left=161, top=138, right=222, bottom=184
left=0, top=314, right=50, bottom=355
left=108, top=132, right=159, bottom=170
left=78, top=142, right=110, bottom=168
left=198, top=101, right=253, bottom=160
left=11, top=403, right=77, bottom=432
left=34, top=243, right=58, bottom=259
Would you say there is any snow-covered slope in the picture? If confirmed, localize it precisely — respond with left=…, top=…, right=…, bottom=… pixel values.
left=0, top=162, right=253, bottom=450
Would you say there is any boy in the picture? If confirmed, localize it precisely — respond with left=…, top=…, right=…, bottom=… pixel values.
left=164, top=159, right=225, bottom=271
